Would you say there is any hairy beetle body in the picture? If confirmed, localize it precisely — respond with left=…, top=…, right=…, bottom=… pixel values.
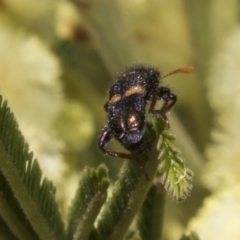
left=98, top=65, right=193, bottom=180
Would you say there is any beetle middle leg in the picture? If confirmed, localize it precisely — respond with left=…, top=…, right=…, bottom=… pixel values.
left=149, top=86, right=177, bottom=127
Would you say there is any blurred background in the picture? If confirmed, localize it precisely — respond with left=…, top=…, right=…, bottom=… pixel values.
left=0, top=0, right=239, bottom=239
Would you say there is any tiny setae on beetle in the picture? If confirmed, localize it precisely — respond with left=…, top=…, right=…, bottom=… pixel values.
left=98, top=65, right=193, bottom=180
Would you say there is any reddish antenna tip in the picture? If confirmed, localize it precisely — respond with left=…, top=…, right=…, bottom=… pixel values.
left=161, top=66, right=194, bottom=79
left=180, top=66, right=194, bottom=74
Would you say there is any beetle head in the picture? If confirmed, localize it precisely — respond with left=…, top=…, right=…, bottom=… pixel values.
left=110, top=110, right=145, bottom=146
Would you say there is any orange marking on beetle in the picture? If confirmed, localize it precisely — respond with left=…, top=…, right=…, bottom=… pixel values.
left=124, top=85, right=145, bottom=97
left=109, top=94, right=121, bottom=104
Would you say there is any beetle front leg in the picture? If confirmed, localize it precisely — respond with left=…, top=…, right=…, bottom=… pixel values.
left=99, top=127, right=150, bottom=180
left=98, top=127, right=135, bottom=160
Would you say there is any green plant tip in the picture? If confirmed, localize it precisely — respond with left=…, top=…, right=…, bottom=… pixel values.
left=96, top=164, right=109, bottom=181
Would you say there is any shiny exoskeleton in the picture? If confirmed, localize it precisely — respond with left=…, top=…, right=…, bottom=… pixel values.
left=98, top=65, right=193, bottom=180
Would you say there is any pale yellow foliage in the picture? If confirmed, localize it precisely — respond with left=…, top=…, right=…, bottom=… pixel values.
left=2, top=0, right=58, bottom=40
left=3, top=0, right=56, bottom=20
left=56, top=100, right=95, bottom=152
left=56, top=1, right=82, bottom=40
left=188, top=28, right=240, bottom=239
left=205, top=28, right=240, bottom=191
left=188, top=185, right=240, bottom=240
left=0, top=19, right=66, bottom=187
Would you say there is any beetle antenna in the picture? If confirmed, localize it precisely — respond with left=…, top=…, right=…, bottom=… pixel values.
left=161, top=66, right=194, bottom=79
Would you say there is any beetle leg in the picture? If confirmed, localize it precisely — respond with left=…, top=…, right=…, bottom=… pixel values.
left=157, top=86, right=177, bottom=112
left=98, top=127, right=149, bottom=180
left=149, top=86, right=177, bottom=127
left=98, top=127, right=136, bottom=160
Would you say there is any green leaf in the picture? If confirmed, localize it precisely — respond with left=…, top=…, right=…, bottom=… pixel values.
left=67, top=164, right=110, bottom=240
left=157, top=131, right=193, bottom=202
left=0, top=96, right=66, bottom=240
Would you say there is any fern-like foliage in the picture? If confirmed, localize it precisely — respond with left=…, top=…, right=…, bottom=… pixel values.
left=89, top=119, right=166, bottom=240
left=0, top=92, right=194, bottom=240
left=157, top=131, right=193, bottom=201
left=0, top=170, right=38, bottom=240
left=0, top=96, right=66, bottom=240
left=85, top=117, right=194, bottom=240
left=125, top=121, right=194, bottom=240
left=67, top=164, right=110, bottom=240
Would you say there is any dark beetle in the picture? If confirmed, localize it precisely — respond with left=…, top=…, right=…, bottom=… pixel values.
left=98, top=65, right=193, bottom=179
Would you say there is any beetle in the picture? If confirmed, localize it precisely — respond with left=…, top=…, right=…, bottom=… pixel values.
left=98, top=65, right=193, bottom=179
